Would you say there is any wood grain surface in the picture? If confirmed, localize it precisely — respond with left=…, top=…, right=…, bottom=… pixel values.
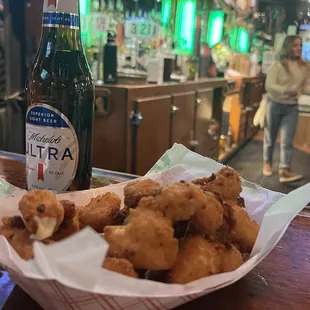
left=0, top=158, right=121, bottom=189
left=1, top=158, right=310, bottom=310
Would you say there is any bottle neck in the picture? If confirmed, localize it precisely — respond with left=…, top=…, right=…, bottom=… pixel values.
left=42, top=0, right=82, bottom=51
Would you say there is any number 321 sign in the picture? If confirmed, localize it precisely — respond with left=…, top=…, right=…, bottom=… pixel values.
left=124, top=21, right=158, bottom=39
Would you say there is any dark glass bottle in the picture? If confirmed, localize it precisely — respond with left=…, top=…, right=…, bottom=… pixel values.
left=25, top=0, right=95, bottom=192
left=104, top=32, right=118, bottom=84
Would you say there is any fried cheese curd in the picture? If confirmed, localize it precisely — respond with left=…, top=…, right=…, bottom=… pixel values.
left=50, top=200, right=80, bottom=241
left=18, top=190, right=64, bottom=241
left=194, top=167, right=242, bottom=201
left=207, top=206, right=235, bottom=247
left=104, top=197, right=178, bottom=270
left=168, top=235, right=243, bottom=284
left=192, top=191, right=224, bottom=236
left=228, top=200, right=260, bottom=252
left=79, top=192, right=121, bottom=232
left=154, top=182, right=208, bottom=222
left=0, top=216, right=54, bottom=260
left=124, top=179, right=160, bottom=208
left=102, top=257, right=138, bottom=278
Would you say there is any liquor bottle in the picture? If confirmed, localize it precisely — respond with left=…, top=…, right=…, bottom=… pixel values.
left=226, top=126, right=233, bottom=151
left=25, top=0, right=95, bottom=192
left=103, top=32, right=118, bottom=84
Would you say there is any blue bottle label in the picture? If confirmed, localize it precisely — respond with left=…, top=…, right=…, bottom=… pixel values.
left=26, top=104, right=79, bottom=192
left=43, top=0, right=79, bottom=29
left=43, top=12, right=79, bottom=29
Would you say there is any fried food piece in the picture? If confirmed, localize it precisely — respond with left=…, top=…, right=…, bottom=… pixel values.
left=0, top=216, right=34, bottom=260
left=135, top=195, right=167, bottom=217
left=50, top=200, right=80, bottom=241
left=131, top=182, right=207, bottom=223
left=18, top=190, right=64, bottom=240
left=156, top=183, right=206, bottom=222
left=124, top=179, right=160, bottom=208
left=168, top=235, right=221, bottom=284
left=102, top=257, right=138, bottom=278
left=195, top=167, right=242, bottom=201
left=4, top=229, right=34, bottom=260
left=192, top=191, right=224, bottom=236
left=209, top=201, right=236, bottom=244
left=0, top=216, right=56, bottom=260
left=2, top=216, right=26, bottom=229
left=50, top=216, right=80, bottom=241
left=229, top=201, right=260, bottom=252
left=60, top=200, right=76, bottom=219
left=104, top=201, right=178, bottom=270
left=220, top=244, right=243, bottom=273
left=168, top=235, right=243, bottom=284
left=79, top=193, right=121, bottom=232
left=112, top=206, right=130, bottom=225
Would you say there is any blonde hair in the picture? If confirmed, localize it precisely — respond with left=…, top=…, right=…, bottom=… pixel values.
left=280, top=35, right=305, bottom=72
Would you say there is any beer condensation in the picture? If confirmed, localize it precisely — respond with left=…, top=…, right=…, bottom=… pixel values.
left=25, top=0, right=95, bottom=192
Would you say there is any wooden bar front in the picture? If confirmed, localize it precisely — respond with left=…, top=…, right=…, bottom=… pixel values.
left=93, top=79, right=227, bottom=175
left=93, top=77, right=264, bottom=175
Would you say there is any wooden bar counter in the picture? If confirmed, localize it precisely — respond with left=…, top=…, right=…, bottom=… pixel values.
left=0, top=152, right=310, bottom=310
left=93, top=78, right=227, bottom=175
left=93, top=77, right=264, bottom=175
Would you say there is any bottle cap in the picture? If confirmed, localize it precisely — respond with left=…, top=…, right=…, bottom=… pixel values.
left=107, top=32, right=116, bottom=41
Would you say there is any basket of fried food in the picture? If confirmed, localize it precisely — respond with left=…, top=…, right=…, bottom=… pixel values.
left=1, top=167, right=258, bottom=286
left=1, top=141, right=308, bottom=310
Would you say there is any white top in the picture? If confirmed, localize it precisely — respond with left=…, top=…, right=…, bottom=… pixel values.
left=265, top=61, right=310, bottom=104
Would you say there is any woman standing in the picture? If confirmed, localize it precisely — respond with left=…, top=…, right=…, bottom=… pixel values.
left=264, top=35, right=310, bottom=183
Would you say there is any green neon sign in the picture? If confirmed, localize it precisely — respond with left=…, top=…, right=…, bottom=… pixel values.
left=161, top=0, right=172, bottom=28
left=174, top=0, right=197, bottom=55
left=206, top=11, right=224, bottom=48
left=237, top=27, right=250, bottom=54
left=229, top=27, right=250, bottom=54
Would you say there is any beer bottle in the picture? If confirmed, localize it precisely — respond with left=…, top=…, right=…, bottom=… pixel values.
left=25, top=0, right=95, bottom=192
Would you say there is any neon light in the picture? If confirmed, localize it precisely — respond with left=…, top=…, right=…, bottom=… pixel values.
left=79, top=0, right=88, bottom=16
left=229, top=27, right=250, bottom=54
left=161, top=0, right=172, bottom=28
left=174, top=0, right=197, bottom=55
left=237, top=28, right=250, bottom=54
left=206, top=11, right=224, bottom=48
left=79, top=0, right=91, bottom=47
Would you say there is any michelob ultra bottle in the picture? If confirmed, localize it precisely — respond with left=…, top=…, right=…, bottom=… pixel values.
left=25, top=0, right=95, bottom=192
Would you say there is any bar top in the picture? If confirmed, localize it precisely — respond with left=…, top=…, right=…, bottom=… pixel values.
left=0, top=152, right=310, bottom=310
left=95, top=77, right=228, bottom=90
left=94, top=76, right=265, bottom=90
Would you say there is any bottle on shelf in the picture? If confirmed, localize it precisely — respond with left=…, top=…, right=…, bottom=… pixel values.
left=103, top=32, right=118, bottom=84
left=91, top=52, right=99, bottom=81
left=226, top=126, right=233, bottom=151
left=25, top=0, right=95, bottom=192
left=219, top=135, right=226, bottom=156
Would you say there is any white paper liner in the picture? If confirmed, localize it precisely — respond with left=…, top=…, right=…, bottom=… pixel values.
left=0, top=144, right=309, bottom=309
